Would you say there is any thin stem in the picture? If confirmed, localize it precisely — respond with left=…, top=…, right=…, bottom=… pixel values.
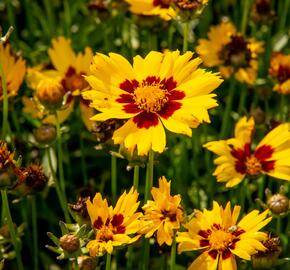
left=63, top=0, right=71, bottom=36
left=133, top=165, right=139, bottom=189
left=111, top=155, right=117, bottom=205
left=74, top=256, right=79, bottom=270
left=105, top=253, right=111, bottom=270
left=239, top=179, right=248, bottom=211
left=1, top=190, right=24, bottom=270
left=220, top=80, right=236, bottom=138
left=280, top=95, right=287, bottom=121
left=170, top=234, right=176, bottom=270
left=55, top=112, right=66, bottom=194
left=276, top=217, right=282, bottom=235
left=238, top=87, right=247, bottom=115
left=80, top=133, right=88, bottom=185
left=0, top=63, right=9, bottom=139
left=47, top=148, right=71, bottom=223
left=31, top=196, right=39, bottom=270
left=279, top=0, right=290, bottom=32
left=142, top=151, right=154, bottom=270
left=241, top=0, right=250, bottom=35
left=182, top=22, right=189, bottom=53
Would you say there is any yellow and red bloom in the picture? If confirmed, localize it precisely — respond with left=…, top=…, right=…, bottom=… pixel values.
left=86, top=188, right=142, bottom=256
left=141, top=176, right=184, bottom=245
left=269, top=52, right=290, bottom=95
left=24, top=37, right=95, bottom=129
left=82, top=50, right=222, bottom=156
left=0, top=43, right=26, bottom=100
left=196, top=21, right=263, bottom=85
left=204, top=117, right=290, bottom=187
left=176, top=201, right=272, bottom=270
left=125, top=0, right=176, bottom=20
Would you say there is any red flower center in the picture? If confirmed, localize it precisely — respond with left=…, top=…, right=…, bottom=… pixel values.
left=277, top=64, right=290, bottom=84
left=153, top=0, right=172, bottom=8
left=198, top=223, right=245, bottom=260
left=62, top=67, right=89, bottom=93
left=231, top=143, right=275, bottom=175
left=117, top=76, right=185, bottom=129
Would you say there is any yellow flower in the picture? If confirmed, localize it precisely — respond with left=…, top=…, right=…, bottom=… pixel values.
left=86, top=188, right=142, bottom=256
left=82, top=50, right=222, bottom=156
left=0, top=43, right=26, bottom=100
left=176, top=201, right=272, bottom=270
left=269, top=52, right=290, bottom=95
left=196, top=21, right=263, bottom=85
left=125, top=0, right=176, bottom=20
left=24, top=37, right=95, bottom=129
left=204, top=117, right=290, bottom=187
left=141, top=176, right=184, bottom=245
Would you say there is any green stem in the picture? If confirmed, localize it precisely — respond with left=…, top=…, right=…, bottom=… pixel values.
left=276, top=217, right=282, bottom=235
left=31, top=196, right=38, bottom=270
left=74, top=256, right=79, bottom=270
left=105, top=253, right=111, bottom=270
left=239, top=178, right=248, bottom=211
left=47, top=148, right=71, bottom=223
left=111, top=155, right=117, bottom=205
left=142, top=151, right=154, bottom=270
left=80, top=133, right=88, bottom=185
left=238, top=87, right=247, bottom=115
left=220, top=80, right=236, bottom=138
left=4, top=1, right=18, bottom=40
left=133, top=165, right=139, bottom=189
left=63, top=0, right=71, bottom=36
left=1, top=190, right=24, bottom=270
left=241, top=0, right=250, bottom=35
left=182, top=22, right=189, bottom=53
left=280, top=95, right=287, bottom=121
left=55, top=112, right=66, bottom=195
left=170, top=234, right=176, bottom=270
left=279, top=0, right=290, bottom=32
left=0, top=63, right=9, bottom=139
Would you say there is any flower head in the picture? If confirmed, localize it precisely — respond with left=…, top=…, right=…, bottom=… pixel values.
left=0, top=43, right=26, bottom=100
left=82, top=50, right=222, bottom=156
left=86, top=188, right=142, bottom=256
left=176, top=201, right=272, bottom=270
left=141, top=176, right=184, bottom=245
left=0, top=140, right=15, bottom=170
left=204, top=117, right=290, bottom=187
left=196, top=21, right=263, bottom=84
left=269, top=52, right=290, bottom=95
left=125, top=0, right=176, bottom=20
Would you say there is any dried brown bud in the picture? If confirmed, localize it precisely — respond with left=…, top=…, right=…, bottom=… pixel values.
left=33, top=124, right=56, bottom=146
left=252, top=234, right=281, bottom=268
left=76, top=256, right=97, bottom=270
left=69, top=197, right=90, bottom=223
left=36, top=79, right=65, bottom=111
left=60, top=234, right=80, bottom=253
left=174, top=0, right=207, bottom=10
left=250, top=107, right=265, bottom=125
left=267, top=194, right=289, bottom=215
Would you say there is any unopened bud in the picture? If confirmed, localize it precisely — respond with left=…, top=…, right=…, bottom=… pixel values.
left=36, top=79, right=65, bottom=111
left=250, top=107, right=265, bottom=125
left=267, top=194, right=289, bottom=215
left=76, top=256, right=97, bottom=270
left=60, top=234, right=80, bottom=253
left=33, top=125, right=56, bottom=146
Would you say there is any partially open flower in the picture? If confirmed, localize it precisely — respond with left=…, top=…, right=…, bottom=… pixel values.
left=36, top=78, right=66, bottom=111
left=252, top=234, right=281, bottom=269
left=173, top=0, right=208, bottom=20
left=0, top=141, right=15, bottom=170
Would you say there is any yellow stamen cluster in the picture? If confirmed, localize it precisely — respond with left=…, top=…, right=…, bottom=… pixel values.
left=245, top=155, right=262, bottom=176
left=209, top=229, right=233, bottom=250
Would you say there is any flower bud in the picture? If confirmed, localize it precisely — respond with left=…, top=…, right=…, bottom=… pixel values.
left=252, top=234, right=281, bottom=269
left=173, top=0, right=208, bottom=21
left=267, top=194, right=289, bottom=215
left=75, top=256, right=97, bottom=270
left=33, top=124, right=56, bottom=146
left=60, top=234, right=80, bottom=253
left=250, top=107, right=265, bottom=125
left=36, top=79, right=65, bottom=111
left=69, top=197, right=90, bottom=225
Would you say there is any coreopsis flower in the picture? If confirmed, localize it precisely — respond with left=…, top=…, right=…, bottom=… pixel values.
left=251, top=0, right=275, bottom=24
left=176, top=201, right=272, bottom=270
left=86, top=188, right=142, bottom=256
left=24, top=37, right=95, bottom=129
left=269, top=52, right=290, bottom=95
left=141, top=176, right=184, bottom=245
left=82, top=50, right=222, bottom=156
left=0, top=43, right=26, bottom=100
left=125, top=0, right=176, bottom=20
left=204, top=117, right=290, bottom=187
left=196, top=21, right=263, bottom=84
